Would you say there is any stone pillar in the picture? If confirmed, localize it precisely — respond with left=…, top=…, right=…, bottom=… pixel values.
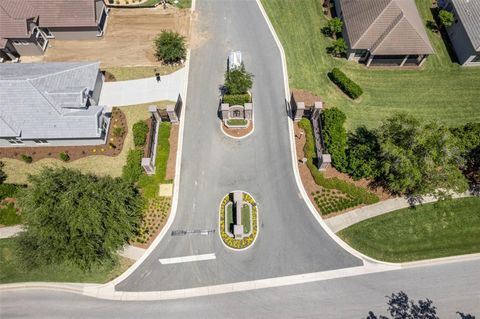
left=318, top=154, right=332, bottom=171
left=149, top=105, right=160, bottom=121
left=312, top=101, right=323, bottom=120
left=366, top=55, right=374, bottom=67
left=244, top=103, right=253, bottom=120
left=166, top=104, right=178, bottom=123
left=400, top=55, right=409, bottom=67
left=141, top=158, right=155, bottom=175
left=294, top=102, right=305, bottom=121
left=233, top=191, right=244, bottom=239
left=221, top=103, right=230, bottom=120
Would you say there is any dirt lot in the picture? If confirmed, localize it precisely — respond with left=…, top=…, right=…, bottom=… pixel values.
left=39, top=7, right=190, bottom=67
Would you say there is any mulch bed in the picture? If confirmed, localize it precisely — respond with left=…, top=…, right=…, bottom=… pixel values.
left=165, top=124, right=178, bottom=181
left=0, top=108, right=128, bottom=163
left=222, top=121, right=253, bottom=138
left=291, top=88, right=324, bottom=107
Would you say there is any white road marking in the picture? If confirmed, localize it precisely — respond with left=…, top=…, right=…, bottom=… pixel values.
left=194, top=180, right=198, bottom=185
left=159, top=253, right=216, bottom=265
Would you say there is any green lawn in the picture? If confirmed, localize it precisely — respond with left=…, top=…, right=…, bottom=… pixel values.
left=338, top=197, right=480, bottom=262
left=0, top=238, right=133, bottom=284
left=102, top=65, right=182, bottom=81
left=227, top=119, right=248, bottom=126
left=261, top=0, right=480, bottom=130
left=138, top=122, right=172, bottom=199
left=241, top=204, right=251, bottom=234
left=0, top=203, right=21, bottom=226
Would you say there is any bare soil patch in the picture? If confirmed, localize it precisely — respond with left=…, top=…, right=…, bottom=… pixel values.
left=0, top=108, right=127, bottom=163
left=43, top=7, right=191, bottom=67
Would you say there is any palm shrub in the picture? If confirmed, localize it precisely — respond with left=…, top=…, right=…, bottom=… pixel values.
left=154, top=31, right=186, bottom=64
left=16, top=168, right=144, bottom=270
left=438, top=9, right=454, bottom=28
left=329, top=38, right=347, bottom=57
left=224, top=64, right=253, bottom=95
left=326, top=17, right=343, bottom=37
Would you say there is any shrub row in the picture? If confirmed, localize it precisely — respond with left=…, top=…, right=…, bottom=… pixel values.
left=132, top=120, right=149, bottom=147
left=122, top=149, right=144, bottom=184
left=328, top=68, right=363, bottom=99
left=299, top=119, right=378, bottom=205
left=223, top=94, right=251, bottom=105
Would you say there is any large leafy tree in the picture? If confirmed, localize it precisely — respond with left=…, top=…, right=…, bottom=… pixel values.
left=376, top=114, right=467, bottom=196
left=224, top=64, right=253, bottom=95
left=346, top=127, right=380, bottom=180
left=16, top=168, right=144, bottom=270
left=0, top=161, right=6, bottom=184
left=154, top=30, right=186, bottom=64
left=321, top=107, right=348, bottom=172
left=366, top=291, right=475, bottom=319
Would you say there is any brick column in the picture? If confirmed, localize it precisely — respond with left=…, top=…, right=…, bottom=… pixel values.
left=244, top=103, right=253, bottom=120
left=166, top=104, right=178, bottom=123
left=221, top=103, right=230, bottom=120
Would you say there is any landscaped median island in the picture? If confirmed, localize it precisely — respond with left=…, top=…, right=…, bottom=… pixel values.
left=338, top=197, right=480, bottom=262
left=219, top=191, right=258, bottom=250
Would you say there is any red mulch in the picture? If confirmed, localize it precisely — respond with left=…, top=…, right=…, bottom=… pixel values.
left=0, top=108, right=127, bottom=163
left=291, top=88, right=324, bottom=107
left=165, top=125, right=178, bottom=181
left=222, top=121, right=253, bottom=138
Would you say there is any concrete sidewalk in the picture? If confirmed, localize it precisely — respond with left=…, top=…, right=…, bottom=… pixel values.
left=0, top=225, right=23, bottom=239
left=324, top=193, right=472, bottom=233
left=99, top=67, right=187, bottom=106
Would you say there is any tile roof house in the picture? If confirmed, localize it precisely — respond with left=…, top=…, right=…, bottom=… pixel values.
left=333, top=0, right=434, bottom=67
left=0, top=62, right=111, bottom=147
left=0, top=0, right=108, bottom=62
left=440, top=0, right=480, bottom=66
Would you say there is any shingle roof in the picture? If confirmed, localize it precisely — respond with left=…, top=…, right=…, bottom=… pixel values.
left=451, top=0, right=480, bottom=50
left=0, top=62, right=105, bottom=140
left=339, top=0, right=434, bottom=55
left=0, top=0, right=99, bottom=49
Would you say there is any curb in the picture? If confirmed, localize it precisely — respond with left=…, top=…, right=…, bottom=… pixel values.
left=219, top=114, right=255, bottom=140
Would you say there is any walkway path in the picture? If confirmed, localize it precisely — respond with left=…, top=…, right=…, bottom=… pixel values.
left=324, top=192, right=472, bottom=233
left=0, top=225, right=23, bottom=239
left=99, top=67, right=187, bottom=106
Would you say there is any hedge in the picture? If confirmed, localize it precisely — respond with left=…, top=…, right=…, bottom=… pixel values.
left=122, top=149, right=144, bottom=184
left=328, top=68, right=363, bottom=99
left=132, top=121, right=149, bottom=147
left=299, top=119, right=378, bottom=205
left=223, top=94, right=251, bottom=105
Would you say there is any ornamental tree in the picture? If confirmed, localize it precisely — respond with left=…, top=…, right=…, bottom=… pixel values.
left=16, top=168, right=144, bottom=270
left=155, top=30, right=186, bottom=64
left=326, top=17, right=343, bottom=37
left=329, top=38, right=347, bottom=57
left=224, top=64, right=253, bottom=95
left=438, top=9, right=454, bottom=28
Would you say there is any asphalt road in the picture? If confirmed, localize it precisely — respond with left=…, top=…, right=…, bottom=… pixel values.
left=2, top=260, right=479, bottom=318
left=116, top=0, right=361, bottom=292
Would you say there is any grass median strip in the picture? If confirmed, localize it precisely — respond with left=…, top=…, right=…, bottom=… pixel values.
left=338, top=197, right=480, bottom=262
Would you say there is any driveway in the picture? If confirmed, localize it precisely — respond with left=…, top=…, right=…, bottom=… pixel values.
left=115, top=0, right=361, bottom=292
left=99, top=67, right=187, bottom=106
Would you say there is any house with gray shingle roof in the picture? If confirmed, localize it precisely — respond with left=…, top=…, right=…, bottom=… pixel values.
left=333, top=0, right=434, bottom=67
left=440, top=0, right=480, bottom=66
left=0, top=62, right=110, bottom=147
left=0, top=0, right=108, bottom=62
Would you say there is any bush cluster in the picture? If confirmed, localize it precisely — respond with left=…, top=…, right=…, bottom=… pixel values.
left=122, top=149, right=144, bottom=184
left=133, top=120, right=149, bottom=147
left=0, top=183, right=20, bottom=200
left=21, top=155, right=32, bottom=164
left=321, top=108, right=348, bottom=172
left=312, top=189, right=361, bottom=215
left=59, top=152, right=70, bottom=162
left=299, top=119, right=379, bottom=205
left=154, top=31, right=186, bottom=64
left=328, top=68, right=363, bottom=99
left=223, top=94, right=251, bottom=105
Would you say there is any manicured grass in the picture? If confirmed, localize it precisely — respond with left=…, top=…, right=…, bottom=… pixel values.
left=2, top=101, right=172, bottom=185
left=0, top=203, right=21, bottom=226
left=338, top=197, right=480, bottom=262
left=174, top=0, right=191, bottom=9
left=138, top=122, right=172, bottom=199
left=261, top=0, right=480, bottom=130
left=227, top=119, right=248, bottom=126
left=102, top=66, right=182, bottom=81
left=241, top=204, right=251, bottom=234
left=0, top=238, right=133, bottom=284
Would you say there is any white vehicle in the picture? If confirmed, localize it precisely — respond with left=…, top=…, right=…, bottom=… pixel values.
left=228, top=50, right=242, bottom=71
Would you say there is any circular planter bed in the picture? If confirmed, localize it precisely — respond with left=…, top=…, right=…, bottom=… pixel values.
left=219, top=191, right=258, bottom=250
